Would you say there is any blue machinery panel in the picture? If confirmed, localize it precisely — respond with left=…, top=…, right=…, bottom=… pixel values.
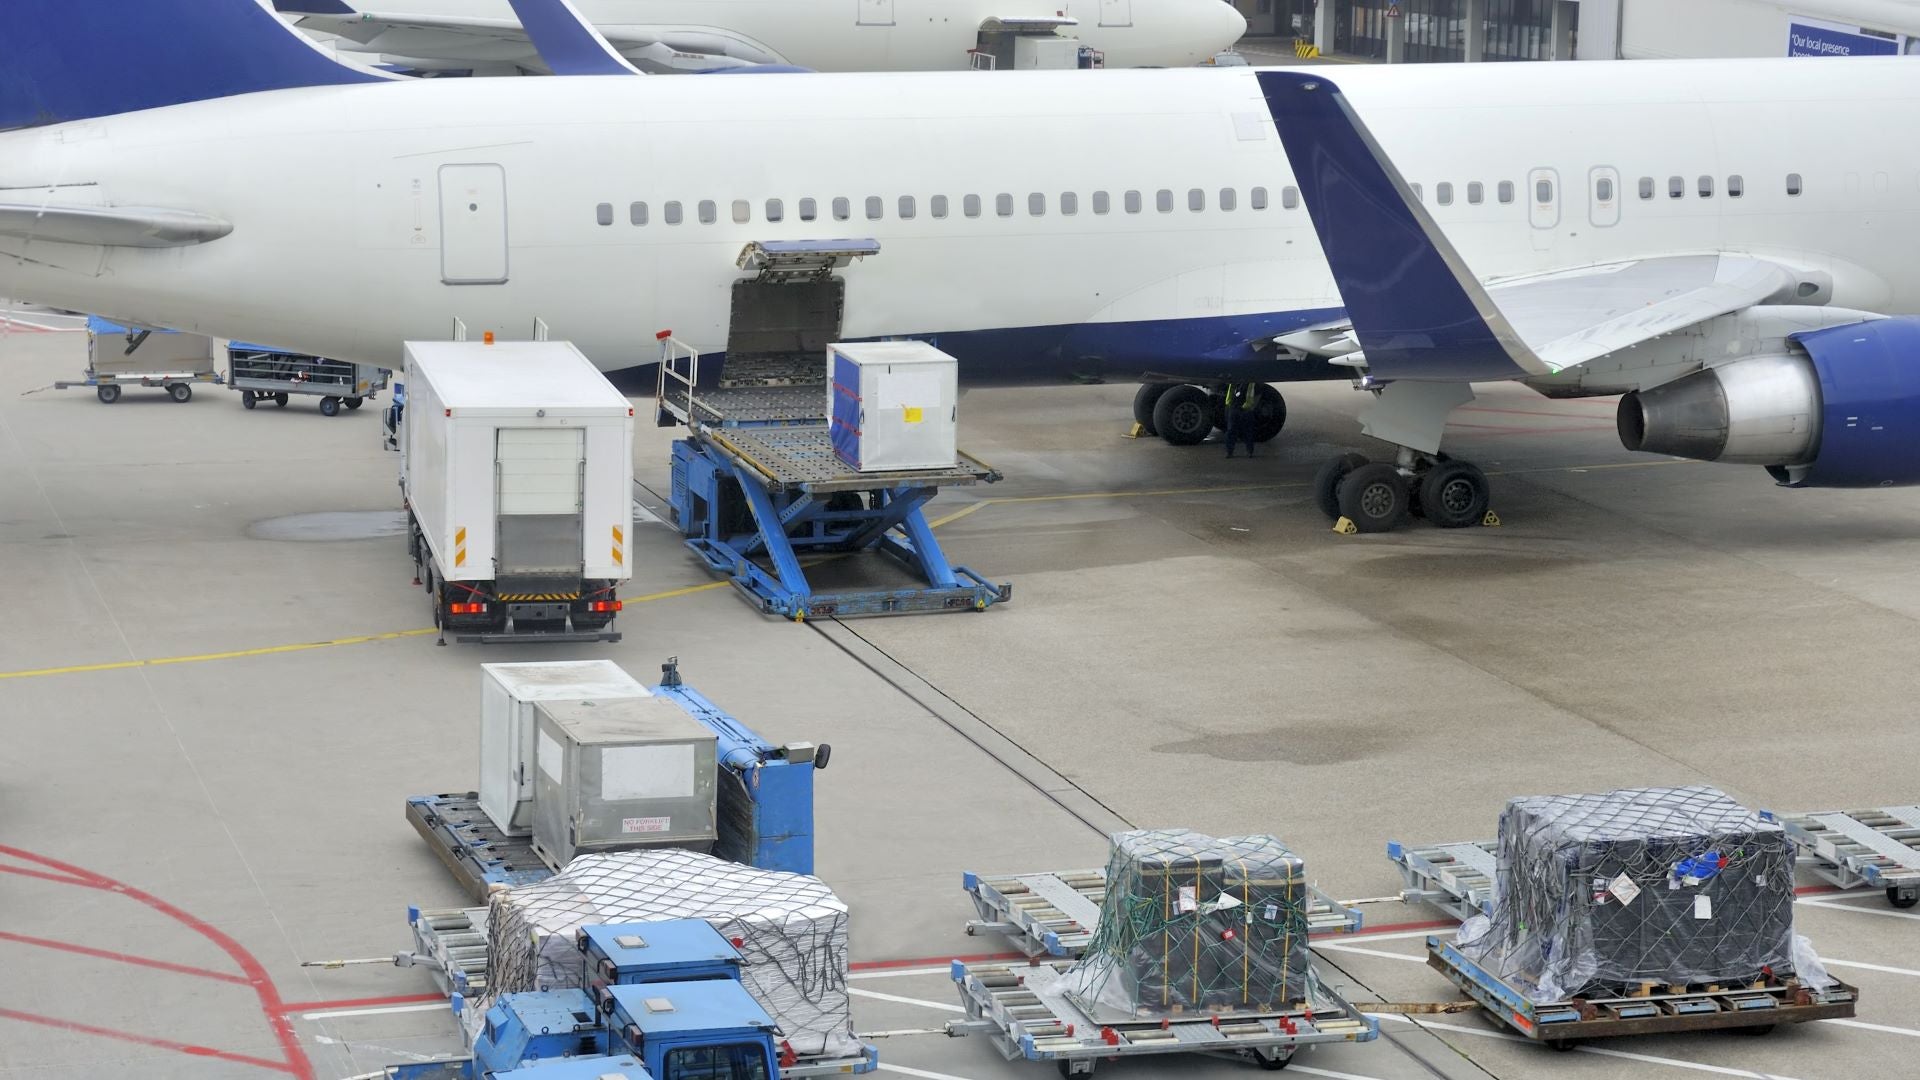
left=670, top=428, right=1009, bottom=621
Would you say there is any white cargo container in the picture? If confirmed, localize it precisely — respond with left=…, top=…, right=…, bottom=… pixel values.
left=531, top=697, right=720, bottom=872
left=478, top=661, right=653, bottom=836
left=827, top=341, right=959, bottom=472
left=400, top=341, right=634, bottom=642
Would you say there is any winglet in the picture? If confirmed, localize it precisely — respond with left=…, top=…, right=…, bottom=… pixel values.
left=505, top=0, right=643, bottom=75
left=1255, top=70, right=1547, bottom=381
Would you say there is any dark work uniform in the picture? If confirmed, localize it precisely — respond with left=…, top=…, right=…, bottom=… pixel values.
left=1223, top=382, right=1258, bottom=458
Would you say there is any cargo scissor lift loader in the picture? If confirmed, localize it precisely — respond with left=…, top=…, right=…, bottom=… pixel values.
left=658, top=239, right=1009, bottom=620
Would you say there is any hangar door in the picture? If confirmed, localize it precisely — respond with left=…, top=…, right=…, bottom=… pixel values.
left=439, top=163, right=509, bottom=285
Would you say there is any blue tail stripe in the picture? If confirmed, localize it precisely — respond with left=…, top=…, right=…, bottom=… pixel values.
left=1255, top=70, right=1541, bottom=382
left=0, top=0, right=382, bottom=131
left=505, top=0, right=642, bottom=76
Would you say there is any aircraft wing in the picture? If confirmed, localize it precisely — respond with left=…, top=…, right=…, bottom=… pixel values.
left=1255, top=70, right=1824, bottom=382
left=277, top=4, right=784, bottom=72
left=0, top=204, right=231, bottom=248
left=1274, top=254, right=1802, bottom=376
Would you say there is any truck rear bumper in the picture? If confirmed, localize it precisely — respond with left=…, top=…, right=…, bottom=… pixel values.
left=455, top=628, right=622, bottom=644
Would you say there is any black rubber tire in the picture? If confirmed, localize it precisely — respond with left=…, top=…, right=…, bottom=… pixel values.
left=319, top=396, right=340, bottom=417
left=241, top=391, right=257, bottom=410
left=274, top=392, right=289, bottom=407
left=1255, top=1048, right=1291, bottom=1070
left=96, top=384, right=121, bottom=404
left=1731, top=1024, right=1776, bottom=1037
left=1151, top=385, right=1214, bottom=446
left=1337, top=462, right=1410, bottom=533
left=345, top=396, right=363, bottom=411
left=1418, top=460, right=1492, bottom=529
left=1312, top=453, right=1369, bottom=520
left=1251, top=384, right=1288, bottom=443
left=168, top=382, right=193, bottom=403
left=1131, top=383, right=1175, bottom=435
left=1890, top=887, right=1919, bottom=909
left=1546, top=1038, right=1579, bottom=1052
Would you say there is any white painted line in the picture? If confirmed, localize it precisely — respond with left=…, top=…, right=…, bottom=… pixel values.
left=1823, top=1018, right=1920, bottom=1039
left=1821, top=957, right=1920, bottom=978
left=300, top=1003, right=450, bottom=1021
left=1288, top=1065, right=1392, bottom=1080
left=851, top=965, right=956, bottom=981
left=849, top=987, right=965, bottom=1013
left=875, top=1064, right=977, bottom=1080
left=1797, top=896, right=1920, bottom=922
left=1372, top=1014, right=1810, bottom=1080
left=1314, top=942, right=1427, bottom=964
left=1344, top=927, right=1455, bottom=943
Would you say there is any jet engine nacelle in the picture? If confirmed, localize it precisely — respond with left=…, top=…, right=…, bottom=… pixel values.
left=1617, top=315, right=1920, bottom=487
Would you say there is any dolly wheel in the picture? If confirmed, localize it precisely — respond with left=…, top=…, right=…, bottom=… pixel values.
left=1255, top=1047, right=1292, bottom=1070
left=96, top=384, right=121, bottom=404
left=168, top=383, right=193, bottom=403
left=242, top=391, right=257, bottom=410
left=1546, top=1038, right=1579, bottom=1052
left=319, top=395, right=340, bottom=417
left=345, top=396, right=364, bottom=411
left=1889, top=886, right=1918, bottom=909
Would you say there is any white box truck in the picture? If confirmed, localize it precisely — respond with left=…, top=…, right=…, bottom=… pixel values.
left=399, top=341, right=634, bottom=643
left=478, top=661, right=653, bottom=836
left=827, top=341, right=959, bottom=472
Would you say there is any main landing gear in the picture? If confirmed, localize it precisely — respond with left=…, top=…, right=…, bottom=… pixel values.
left=1132, top=381, right=1287, bottom=447
left=1311, top=450, right=1493, bottom=533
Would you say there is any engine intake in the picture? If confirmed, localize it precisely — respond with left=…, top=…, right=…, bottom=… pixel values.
left=1617, top=316, right=1920, bottom=487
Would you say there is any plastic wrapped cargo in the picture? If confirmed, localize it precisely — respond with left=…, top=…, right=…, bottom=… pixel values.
left=479, top=848, right=858, bottom=1058
left=1458, top=785, right=1818, bottom=1002
left=1063, top=829, right=1311, bottom=1019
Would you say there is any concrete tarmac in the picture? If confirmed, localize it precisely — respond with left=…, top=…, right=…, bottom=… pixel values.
left=2, top=325, right=1916, bottom=1080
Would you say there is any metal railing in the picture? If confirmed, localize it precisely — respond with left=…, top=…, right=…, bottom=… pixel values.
left=655, top=333, right=701, bottom=424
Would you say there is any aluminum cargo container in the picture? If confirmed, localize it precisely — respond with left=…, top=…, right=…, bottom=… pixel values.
left=828, top=341, right=958, bottom=472
left=478, top=660, right=652, bottom=835
left=531, top=697, right=719, bottom=871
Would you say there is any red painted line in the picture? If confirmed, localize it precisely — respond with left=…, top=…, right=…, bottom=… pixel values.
left=0, top=863, right=104, bottom=890
left=0, top=1007, right=296, bottom=1073
left=1796, top=884, right=1843, bottom=896
left=0, top=930, right=250, bottom=985
left=1346, top=917, right=1458, bottom=938
left=851, top=951, right=1025, bottom=972
left=276, top=993, right=446, bottom=1014
left=0, top=845, right=313, bottom=1080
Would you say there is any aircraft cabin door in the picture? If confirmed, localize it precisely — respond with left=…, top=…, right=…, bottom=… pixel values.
left=857, top=0, right=894, bottom=26
left=1589, top=166, right=1620, bottom=228
left=1101, top=0, right=1133, bottom=27
left=439, top=163, right=508, bottom=285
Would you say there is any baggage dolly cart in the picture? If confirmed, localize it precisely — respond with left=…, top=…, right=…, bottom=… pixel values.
left=1425, top=935, right=1857, bottom=1050
left=228, top=341, right=387, bottom=416
left=963, top=866, right=1363, bottom=959
left=55, top=316, right=222, bottom=403
left=1763, top=804, right=1920, bottom=908
left=946, top=958, right=1377, bottom=1074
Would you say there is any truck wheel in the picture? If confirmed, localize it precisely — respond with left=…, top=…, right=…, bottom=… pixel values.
left=274, top=393, right=289, bottom=407
left=242, top=392, right=257, bottom=410
left=168, top=383, right=193, bottom=403
left=319, top=396, right=340, bottom=417
left=96, top=384, right=121, bottom=404
left=345, top=396, right=363, bottom=411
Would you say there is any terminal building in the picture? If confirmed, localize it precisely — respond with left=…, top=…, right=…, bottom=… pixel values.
left=1234, top=0, right=1920, bottom=61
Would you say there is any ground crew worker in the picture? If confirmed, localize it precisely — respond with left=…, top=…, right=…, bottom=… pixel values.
left=1223, top=381, right=1259, bottom=458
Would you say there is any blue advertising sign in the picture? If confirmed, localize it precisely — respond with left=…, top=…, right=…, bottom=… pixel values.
left=1787, top=19, right=1901, bottom=57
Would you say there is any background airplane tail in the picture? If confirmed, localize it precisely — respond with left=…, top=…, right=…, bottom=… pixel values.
left=0, top=0, right=385, bottom=132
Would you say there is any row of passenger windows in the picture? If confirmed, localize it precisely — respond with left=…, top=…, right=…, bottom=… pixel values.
left=592, top=174, right=1807, bottom=226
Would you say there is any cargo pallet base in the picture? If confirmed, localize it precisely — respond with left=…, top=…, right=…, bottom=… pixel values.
left=1426, top=937, right=1857, bottom=1047
left=1765, top=804, right=1920, bottom=908
left=945, top=958, right=1377, bottom=1074
left=963, top=865, right=1364, bottom=959
left=405, top=792, right=554, bottom=904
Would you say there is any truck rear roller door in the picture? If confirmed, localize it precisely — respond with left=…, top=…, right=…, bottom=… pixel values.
left=496, top=427, right=585, bottom=584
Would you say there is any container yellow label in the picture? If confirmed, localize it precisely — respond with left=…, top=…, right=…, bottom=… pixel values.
left=903, top=406, right=923, bottom=424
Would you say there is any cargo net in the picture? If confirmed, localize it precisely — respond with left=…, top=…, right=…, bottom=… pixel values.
left=1456, top=785, right=1833, bottom=1003
left=1063, top=829, right=1312, bottom=1020
left=479, top=848, right=858, bottom=1058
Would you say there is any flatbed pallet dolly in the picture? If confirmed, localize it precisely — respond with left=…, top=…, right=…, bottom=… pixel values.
left=1763, top=803, right=1920, bottom=908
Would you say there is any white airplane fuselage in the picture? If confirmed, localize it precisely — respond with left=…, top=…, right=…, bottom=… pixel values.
left=324, top=0, right=1249, bottom=72
left=1, top=60, right=1915, bottom=387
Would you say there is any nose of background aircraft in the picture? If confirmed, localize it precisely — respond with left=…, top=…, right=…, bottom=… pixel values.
left=1212, top=0, right=1250, bottom=49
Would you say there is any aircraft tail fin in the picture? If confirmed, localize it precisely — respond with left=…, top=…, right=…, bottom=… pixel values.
left=0, top=0, right=388, bottom=131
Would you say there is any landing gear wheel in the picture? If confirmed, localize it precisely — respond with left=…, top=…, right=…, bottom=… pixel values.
left=345, top=396, right=363, bottom=411
left=1890, top=887, right=1919, bottom=909
left=96, top=384, right=121, bottom=404
left=1151, top=385, right=1213, bottom=446
left=242, top=391, right=257, bottom=410
left=319, top=395, right=341, bottom=417
left=1337, top=462, right=1409, bottom=533
left=168, top=382, right=193, bottom=403
left=1312, top=453, right=1369, bottom=520
left=1132, top=383, right=1175, bottom=436
left=274, top=392, right=289, bottom=407
left=1418, top=460, right=1491, bottom=529
left=1251, top=384, right=1287, bottom=443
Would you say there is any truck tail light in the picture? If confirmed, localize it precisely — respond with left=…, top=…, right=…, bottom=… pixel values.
left=449, top=602, right=486, bottom=615
left=589, top=600, right=622, bottom=613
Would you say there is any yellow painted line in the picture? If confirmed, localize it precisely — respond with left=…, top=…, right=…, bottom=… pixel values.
left=623, top=580, right=732, bottom=604
left=0, top=629, right=439, bottom=681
